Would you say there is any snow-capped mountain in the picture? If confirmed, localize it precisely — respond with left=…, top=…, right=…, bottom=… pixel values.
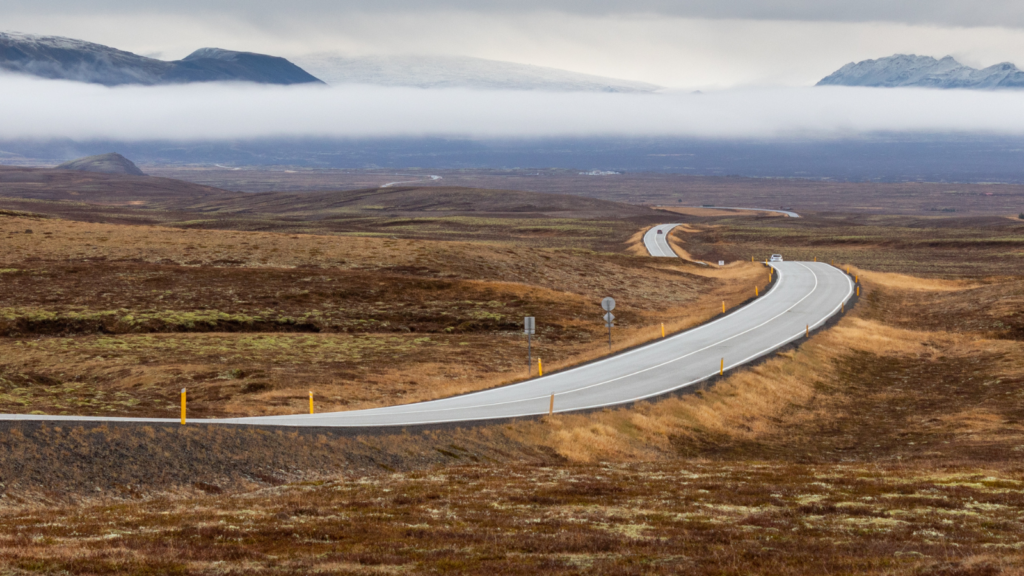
left=291, top=54, right=661, bottom=92
left=0, top=32, right=323, bottom=86
left=817, top=54, right=1024, bottom=89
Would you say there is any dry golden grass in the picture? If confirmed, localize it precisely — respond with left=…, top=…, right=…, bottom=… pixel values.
left=853, top=266, right=978, bottom=291
left=524, top=326, right=835, bottom=462
left=622, top=227, right=649, bottom=256
left=0, top=215, right=428, bottom=270
left=666, top=225, right=705, bottom=262
left=514, top=279, right=1024, bottom=463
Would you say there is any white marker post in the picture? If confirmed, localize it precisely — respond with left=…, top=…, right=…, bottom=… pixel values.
left=524, top=316, right=536, bottom=374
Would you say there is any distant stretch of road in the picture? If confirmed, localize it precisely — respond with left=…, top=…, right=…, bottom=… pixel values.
left=0, top=238, right=852, bottom=427
left=693, top=206, right=800, bottom=218
left=644, top=223, right=683, bottom=257
left=380, top=175, right=442, bottom=188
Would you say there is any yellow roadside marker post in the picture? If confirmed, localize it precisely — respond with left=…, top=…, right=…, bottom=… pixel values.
left=661, top=323, right=665, bottom=338
left=755, top=285, right=759, bottom=297
left=720, top=358, right=724, bottom=376
left=722, top=301, right=726, bottom=314
left=538, top=358, right=543, bottom=377
left=309, top=391, right=314, bottom=415
left=814, top=257, right=816, bottom=262
left=806, top=324, right=809, bottom=337
left=857, top=286, right=860, bottom=296
left=549, top=393, right=554, bottom=416
left=180, top=388, right=186, bottom=425
left=847, top=265, right=850, bottom=274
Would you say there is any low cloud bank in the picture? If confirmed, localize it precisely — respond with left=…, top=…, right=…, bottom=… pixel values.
left=4, top=74, right=1024, bottom=140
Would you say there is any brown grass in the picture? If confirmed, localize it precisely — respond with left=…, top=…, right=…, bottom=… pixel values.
left=0, top=459, right=1021, bottom=575
left=0, top=214, right=767, bottom=418
left=622, top=227, right=649, bottom=256
left=511, top=271, right=1024, bottom=465
left=853, top=267, right=978, bottom=291
left=2, top=202, right=1024, bottom=574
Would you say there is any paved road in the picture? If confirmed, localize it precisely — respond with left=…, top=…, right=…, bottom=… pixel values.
left=691, top=206, right=800, bottom=218
left=380, top=175, right=442, bottom=188
left=643, top=223, right=683, bottom=257
left=0, top=259, right=852, bottom=427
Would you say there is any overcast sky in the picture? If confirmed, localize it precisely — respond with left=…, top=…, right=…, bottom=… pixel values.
left=8, top=1, right=1024, bottom=88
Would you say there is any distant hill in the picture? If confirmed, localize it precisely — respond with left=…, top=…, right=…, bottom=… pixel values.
left=817, top=54, right=1024, bottom=89
left=0, top=166, right=232, bottom=205
left=0, top=32, right=323, bottom=86
left=56, top=153, right=145, bottom=176
left=291, top=54, right=660, bottom=92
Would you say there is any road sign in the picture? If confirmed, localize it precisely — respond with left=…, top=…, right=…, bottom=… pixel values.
left=524, top=316, right=535, bottom=335
left=601, top=300, right=616, bottom=349
left=719, top=260, right=725, bottom=266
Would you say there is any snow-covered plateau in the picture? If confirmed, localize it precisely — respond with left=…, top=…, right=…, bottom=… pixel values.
left=818, top=54, right=1024, bottom=89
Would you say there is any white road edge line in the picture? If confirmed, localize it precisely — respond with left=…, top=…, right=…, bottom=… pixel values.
left=328, top=264, right=808, bottom=418
left=246, top=258, right=790, bottom=421
left=309, top=264, right=854, bottom=426
left=236, top=262, right=852, bottom=426
left=0, top=239, right=854, bottom=427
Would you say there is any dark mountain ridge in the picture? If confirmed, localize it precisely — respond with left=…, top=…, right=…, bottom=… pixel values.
left=0, top=32, right=323, bottom=86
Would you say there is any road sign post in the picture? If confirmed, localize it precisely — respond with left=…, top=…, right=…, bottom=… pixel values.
left=601, top=297, right=616, bottom=350
left=524, top=317, right=536, bottom=373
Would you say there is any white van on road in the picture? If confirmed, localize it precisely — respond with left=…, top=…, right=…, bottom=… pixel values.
left=770, top=254, right=784, bottom=262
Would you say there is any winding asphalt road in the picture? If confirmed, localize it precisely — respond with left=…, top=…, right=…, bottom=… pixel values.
left=644, top=223, right=684, bottom=257
left=0, top=228, right=852, bottom=427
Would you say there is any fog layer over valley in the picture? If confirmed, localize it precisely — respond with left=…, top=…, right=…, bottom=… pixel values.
left=4, top=75, right=1024, bottom=141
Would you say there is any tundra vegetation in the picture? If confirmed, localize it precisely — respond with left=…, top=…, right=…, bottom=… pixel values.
left=0, top=171, right=1022, bottom=574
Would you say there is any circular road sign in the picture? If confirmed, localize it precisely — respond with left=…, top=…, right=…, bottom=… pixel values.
left=601, top=297, right=616, bottom=311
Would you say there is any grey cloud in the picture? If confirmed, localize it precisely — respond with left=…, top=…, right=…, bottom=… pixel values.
left=6, top=0, right=1024, bottom=27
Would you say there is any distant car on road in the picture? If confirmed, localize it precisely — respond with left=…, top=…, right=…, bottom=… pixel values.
left=657, top=230, right=664, bottom=235
left=770, top=254, right=784, bottom=262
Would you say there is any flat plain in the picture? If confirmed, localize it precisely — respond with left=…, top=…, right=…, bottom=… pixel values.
left=144, top=165, right=1024, bottom=216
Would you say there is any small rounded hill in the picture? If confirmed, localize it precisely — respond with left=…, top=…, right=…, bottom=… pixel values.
left=55, top=153, right=145, bottom=176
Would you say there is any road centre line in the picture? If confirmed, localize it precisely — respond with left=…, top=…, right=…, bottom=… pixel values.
left=259, top=263, right=823, bottom=424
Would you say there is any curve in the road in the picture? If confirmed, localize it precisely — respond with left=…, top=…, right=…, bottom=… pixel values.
left=0, top=249, right=853, bottom=427
left=643, top=223, right=684, bottom=258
